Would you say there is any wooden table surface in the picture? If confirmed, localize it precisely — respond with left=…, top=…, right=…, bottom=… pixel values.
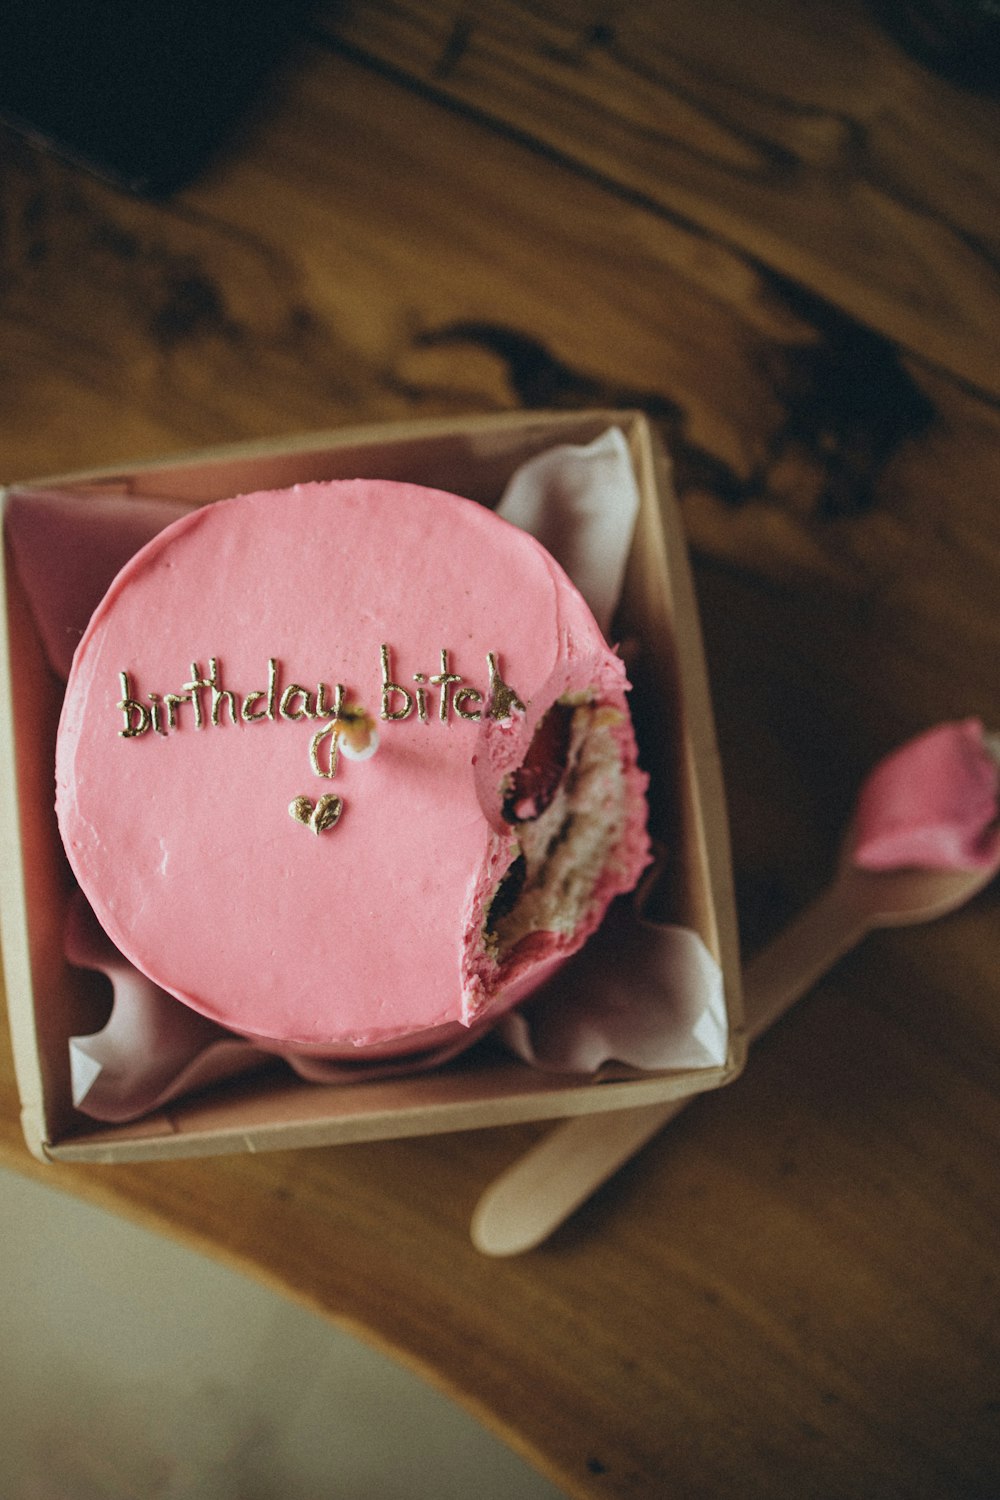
left=3, top=4, right=999, bottom=1495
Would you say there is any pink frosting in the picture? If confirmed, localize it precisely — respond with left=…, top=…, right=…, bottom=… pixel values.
left=55, top=480, right=650, bottom=1057
left=852, top=718, right=1000, bottom=871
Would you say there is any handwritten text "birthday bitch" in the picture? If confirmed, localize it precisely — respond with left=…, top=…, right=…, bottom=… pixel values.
left=116, top=646, right=526, bottom=775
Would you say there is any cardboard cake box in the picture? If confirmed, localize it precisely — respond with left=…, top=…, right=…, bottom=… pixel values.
left=0, top=408, right=745, bottom=1163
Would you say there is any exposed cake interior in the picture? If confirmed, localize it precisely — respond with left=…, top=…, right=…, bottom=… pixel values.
left=486, top=698, right=631, bottom=960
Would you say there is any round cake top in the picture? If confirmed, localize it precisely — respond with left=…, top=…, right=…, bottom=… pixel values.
left=55, top=478, right=643, bottom=1055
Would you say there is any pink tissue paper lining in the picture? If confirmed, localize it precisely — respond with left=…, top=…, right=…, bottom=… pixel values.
left=6, top=428, right=729, bottom=1122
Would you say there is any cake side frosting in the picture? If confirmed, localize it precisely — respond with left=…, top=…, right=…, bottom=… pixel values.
left=55, top=479, right=650, bottom=1057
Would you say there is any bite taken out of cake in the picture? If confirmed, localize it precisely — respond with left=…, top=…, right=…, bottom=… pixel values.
left=55, top=479, right=651, bottom=1060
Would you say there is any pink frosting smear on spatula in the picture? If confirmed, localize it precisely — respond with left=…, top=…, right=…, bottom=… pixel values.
left=852, top=718, right=1000, bottom=872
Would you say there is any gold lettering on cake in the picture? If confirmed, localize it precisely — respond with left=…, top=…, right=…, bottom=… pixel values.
left=208, top=658, right=239, bottom=727
left=240, top=659, right=280, bottom=722
left=308, top=702, right=376, bottom=780
left=118, top=649, right=525, bottom=739
left=430, top=649, right=462, bottom=721
left=413, top=672, right=429, bottom=723
left=379, top=645, right=525, bottom=725
left=115, top=647, right=527, bottom=840
left=486, top=653, right=526, bottom=722
left=454, top=687, right=483, bottom=721
left=266, top=657, right=278, bottom=721
left=117, top=673, right=149, bottom=737
left=147, top=694, right=167, bottom=736
left=279, top=684, right=314, bottom=721
left=380, top=644, right=413, bottom=720
left=163, top=692, right=190, bottom=729
left=183, top=663, right=210, bottom=728
left=315, top=681, right=345, bottom=720
left=309, top=721, right=341, bottom=779
left=241, top=690, right=267, bottom=722
left=116, top=645, right=524, bottom=836
left=117, top=661, right=355, bottom=742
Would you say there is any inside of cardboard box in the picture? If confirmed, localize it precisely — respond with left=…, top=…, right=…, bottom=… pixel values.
left=61, top=413, right=625, bottom=510
left=56, top=1038, right=727, bottom=1163
left=2, top=413, right=740, bottom=1159
left=1, top=539, right=96, bottom=1145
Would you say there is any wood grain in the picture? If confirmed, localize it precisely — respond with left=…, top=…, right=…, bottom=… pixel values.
left=2, top=7, right=999, bottom=1497
left=316, top=0, right=1000, bottom=396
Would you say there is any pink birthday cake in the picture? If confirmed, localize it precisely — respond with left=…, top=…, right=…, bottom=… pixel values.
left=54, top=479, right=651, bottom=1060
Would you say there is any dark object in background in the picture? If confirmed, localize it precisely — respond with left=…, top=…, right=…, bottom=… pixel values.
left=0, top=0, right=307, bottom=196
left=872, top=0, right=1000, bottom=91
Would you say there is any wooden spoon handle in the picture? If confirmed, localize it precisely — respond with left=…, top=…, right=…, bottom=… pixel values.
left=471, top=882, right=870, bottom=1257
left=470, top=1096, right=686, bottom=1256
left=740, top=875, right=870, bottom=1038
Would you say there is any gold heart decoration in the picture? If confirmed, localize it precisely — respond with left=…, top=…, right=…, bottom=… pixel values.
left=312, top=793, right=343, bottom=833
left=288, top=793, right=344, bottom=834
